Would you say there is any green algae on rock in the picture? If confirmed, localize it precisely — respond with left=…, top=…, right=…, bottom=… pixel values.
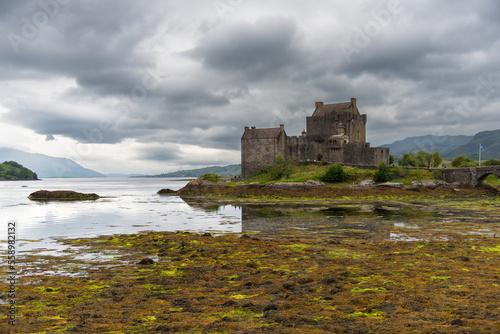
left=28, top=190, right=100, bottom=201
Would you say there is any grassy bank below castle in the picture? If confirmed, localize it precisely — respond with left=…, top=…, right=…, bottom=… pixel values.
left=238, top=164, right=437, bottom=186
left=233, top=163, right=500, bottom=187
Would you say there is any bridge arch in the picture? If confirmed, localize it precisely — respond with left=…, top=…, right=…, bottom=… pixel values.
left=476, top=171, right=500, bottom=186
left=440, top=166, right=500, bottom=187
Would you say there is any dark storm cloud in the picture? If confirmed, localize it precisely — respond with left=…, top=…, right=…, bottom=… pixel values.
left=3, top=108, right=124, bottom=144
left=184, top=16, right=303, bottom=81
left=1, top=0, right=158, bottom=94
left=1, top=0, right=500, bottom=170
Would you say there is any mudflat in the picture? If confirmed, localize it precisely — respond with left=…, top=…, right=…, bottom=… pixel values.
left=1, top=198, right=499, bottom=333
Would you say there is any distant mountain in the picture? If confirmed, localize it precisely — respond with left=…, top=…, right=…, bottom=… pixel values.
left=106, top=173, right=146, bottom=178
left=444, top=129, right=500, bottom=160
left=382, top=135, right=473, bottom=156
left=0, top=148, right=105, bottom=178
left=141, top=164, right=241, bottom=178
left=383, top=129, right=500, bottom=161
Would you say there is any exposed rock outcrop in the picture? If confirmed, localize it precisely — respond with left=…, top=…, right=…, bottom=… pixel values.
left=177, top=177, right=489, bottom=199
left=157, top=188, right=178, bottom=195
left=28, top=190, right=100, bottom=201
left=375, top=182, right=404, bottom=189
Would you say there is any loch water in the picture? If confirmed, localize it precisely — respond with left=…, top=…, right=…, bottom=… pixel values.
left=1, top=178, right=499, bottom=256
left=0, top=178, right=240, bottom=255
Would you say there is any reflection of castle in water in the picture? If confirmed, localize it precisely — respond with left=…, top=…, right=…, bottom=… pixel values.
left=179, top=198, right=243, bottom=233
left=180, top=198, right=399, bottom=238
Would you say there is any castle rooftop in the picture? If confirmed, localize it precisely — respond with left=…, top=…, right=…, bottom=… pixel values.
left=312, top=98, right=358, bottom=117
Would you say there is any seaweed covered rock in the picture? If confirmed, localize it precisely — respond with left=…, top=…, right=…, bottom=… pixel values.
left=28, top=190, right=100, bottom=201
left=157, top=188, right=178, bottom=196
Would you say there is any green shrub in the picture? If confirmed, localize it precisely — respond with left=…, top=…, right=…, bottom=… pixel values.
left=320, top=164, right=347, bottom=183
left=483, top=159, right=500, bottom=166
left=432, top=170, right=442, bottom=180
left=451, top=156, right=478, bottom=167
left=398, top=153, right=417, bottom=167
left=254, top=155, right=294, bottom=180
left=391, top=167, right=408, bottom=178
left=373, top=162, right=393, bottom=183
left=201, top=173, right=220, bottom=182
left=408, top=169, right=425, bottom=182
left=344, top=166, right=376, bottom=182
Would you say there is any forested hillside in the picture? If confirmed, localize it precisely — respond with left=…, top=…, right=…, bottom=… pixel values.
left=0, top=161, right=38, bottom=180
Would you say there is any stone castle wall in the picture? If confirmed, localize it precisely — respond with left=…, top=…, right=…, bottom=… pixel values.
left=241, top=99, right=390, bottom=178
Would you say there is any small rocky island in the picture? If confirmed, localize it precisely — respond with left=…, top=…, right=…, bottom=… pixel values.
left=29, top=190, right=100, bottom=201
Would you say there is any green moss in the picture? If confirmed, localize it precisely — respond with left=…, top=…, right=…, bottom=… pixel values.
left=472, top=245, right=500, bottom=252
left=201, top=173, right=220, bottom=182
left=346, top=311, right=385, bottom=318
left=230, top=294, right=258, bottom=300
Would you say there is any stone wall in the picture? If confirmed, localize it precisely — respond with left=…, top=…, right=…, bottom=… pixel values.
left=241, top=126, right=288, bottom=178
left=306, top=112, right=366, bottom=143
left=342, top=143, right=390, bottom=166
left=241, top=137, right=277, bottom=178
left=441, top=166, right=500, bottom=186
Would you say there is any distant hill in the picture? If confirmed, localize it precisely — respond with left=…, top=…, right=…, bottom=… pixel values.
left=105, top=173, right=147, bottom=178
left=383, top=129, right=500, bottom=161
left=0, top=148, right=105, bottom=178
left=382, top=135, right=473, bottom=156
left=444, top=129, right=500, bottom=160
left=142, top=164, right=241, bottom=178
left=0, top=161, right=38, bottom=180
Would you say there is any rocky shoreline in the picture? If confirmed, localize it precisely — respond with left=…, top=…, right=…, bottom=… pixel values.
left=163, top=177, right=499, bottom=199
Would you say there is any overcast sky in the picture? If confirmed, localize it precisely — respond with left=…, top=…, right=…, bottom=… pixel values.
left=1, top=0, right=499, bottom=174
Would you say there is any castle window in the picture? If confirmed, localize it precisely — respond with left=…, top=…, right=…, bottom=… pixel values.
left=344, top=140, right=347, bottom=144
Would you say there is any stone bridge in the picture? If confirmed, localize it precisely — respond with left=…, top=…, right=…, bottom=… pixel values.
left=441, top=166, right=500, bottom=187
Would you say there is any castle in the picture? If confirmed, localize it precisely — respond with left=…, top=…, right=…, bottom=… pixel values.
left=241, top=98, right=390, bottom=178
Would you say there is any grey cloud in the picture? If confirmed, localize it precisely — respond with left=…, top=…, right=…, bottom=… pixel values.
left=3, top=108, right=124, bottom=144
left=136, top=145, right=182, bottom=162
left=1, top=0, right=159, bottom=95
left=184, top=16, right=302, bottom=80
left=1, top=1, right=500, bottom=172
left=162, top=87, right=230, bottom=111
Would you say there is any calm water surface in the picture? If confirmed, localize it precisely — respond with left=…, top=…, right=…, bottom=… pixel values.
left=0, top=178, right=241, bottom=254
left=2, top=178, right=498, bottom=256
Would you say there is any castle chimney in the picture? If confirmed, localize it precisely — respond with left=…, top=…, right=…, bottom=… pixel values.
left=351, top=97, right=357, bottom=112
left=244, top=126, right=249, bottom=131
left=251, top=126, right=256, bottom=130
left=302, top=129, right=307, bottom=137
left=315, top=102, right=324, bottom=109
